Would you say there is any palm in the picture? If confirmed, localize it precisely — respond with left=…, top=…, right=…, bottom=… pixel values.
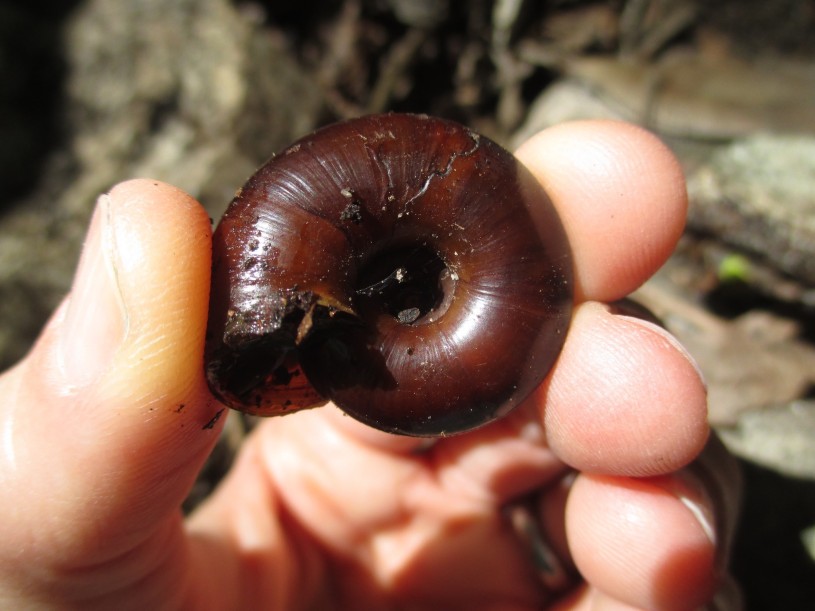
left=188, top=405, right=569, bottom=609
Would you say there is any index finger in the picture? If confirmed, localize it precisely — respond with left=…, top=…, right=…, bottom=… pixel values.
left=515, top=120, right=687, bottom=303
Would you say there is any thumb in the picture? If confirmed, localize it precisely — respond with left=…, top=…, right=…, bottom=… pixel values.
left=0, top=180, right=220, bottom=582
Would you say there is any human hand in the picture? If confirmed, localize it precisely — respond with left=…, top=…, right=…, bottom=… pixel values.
left=0, top=121, right=741, bottom=610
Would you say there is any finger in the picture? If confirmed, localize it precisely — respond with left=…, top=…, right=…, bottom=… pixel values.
left=564, top=436, right=741, bottom=611
left=0, top=180, right=219, bottom=590
left=515, top=120, right=687, bottom=303
left=539, top=301, right=709, bottom=476
left=551, top=581, right=743, bottom=611
left=567, top=474, right=716, bottom=610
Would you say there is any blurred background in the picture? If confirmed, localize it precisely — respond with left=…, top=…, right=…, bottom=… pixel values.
left=1, top=1, right=814, bottom=607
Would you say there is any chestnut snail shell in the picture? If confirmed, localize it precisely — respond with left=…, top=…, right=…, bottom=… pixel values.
left=205, top=113, right=572, bottom=436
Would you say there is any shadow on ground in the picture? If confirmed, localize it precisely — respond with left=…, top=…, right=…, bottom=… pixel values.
left=733, top=460, right=815, bottom=610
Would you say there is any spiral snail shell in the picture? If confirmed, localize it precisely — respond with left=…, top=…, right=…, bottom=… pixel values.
left=204, top=113, right=572, bottom=436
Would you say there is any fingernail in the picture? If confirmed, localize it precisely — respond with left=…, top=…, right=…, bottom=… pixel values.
left=60, top=195, right=126, bottom=387
left=652, top=469, right=719, bottom=558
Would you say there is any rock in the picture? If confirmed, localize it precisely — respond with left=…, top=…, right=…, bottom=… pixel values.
left=385, top=0, right=449, bottom=28
left=510, top=79, right=624, bottom=148
left=0, top=0, right=324, bottom=370
left=514, top=54, right=815, bottom=145
left=802, top=524, right=815, bottom=563
left=62, top=0, right=323, bottom=216
left=686, top=134, right=815, bottom=287
left=718, top=400, right=815, bottom=479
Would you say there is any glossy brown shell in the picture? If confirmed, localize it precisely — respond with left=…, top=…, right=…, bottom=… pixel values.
left=205, top=113, right=572, bottom=436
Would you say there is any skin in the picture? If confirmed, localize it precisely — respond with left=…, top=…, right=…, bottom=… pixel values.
left=0, top=120, right=741, bottom=610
